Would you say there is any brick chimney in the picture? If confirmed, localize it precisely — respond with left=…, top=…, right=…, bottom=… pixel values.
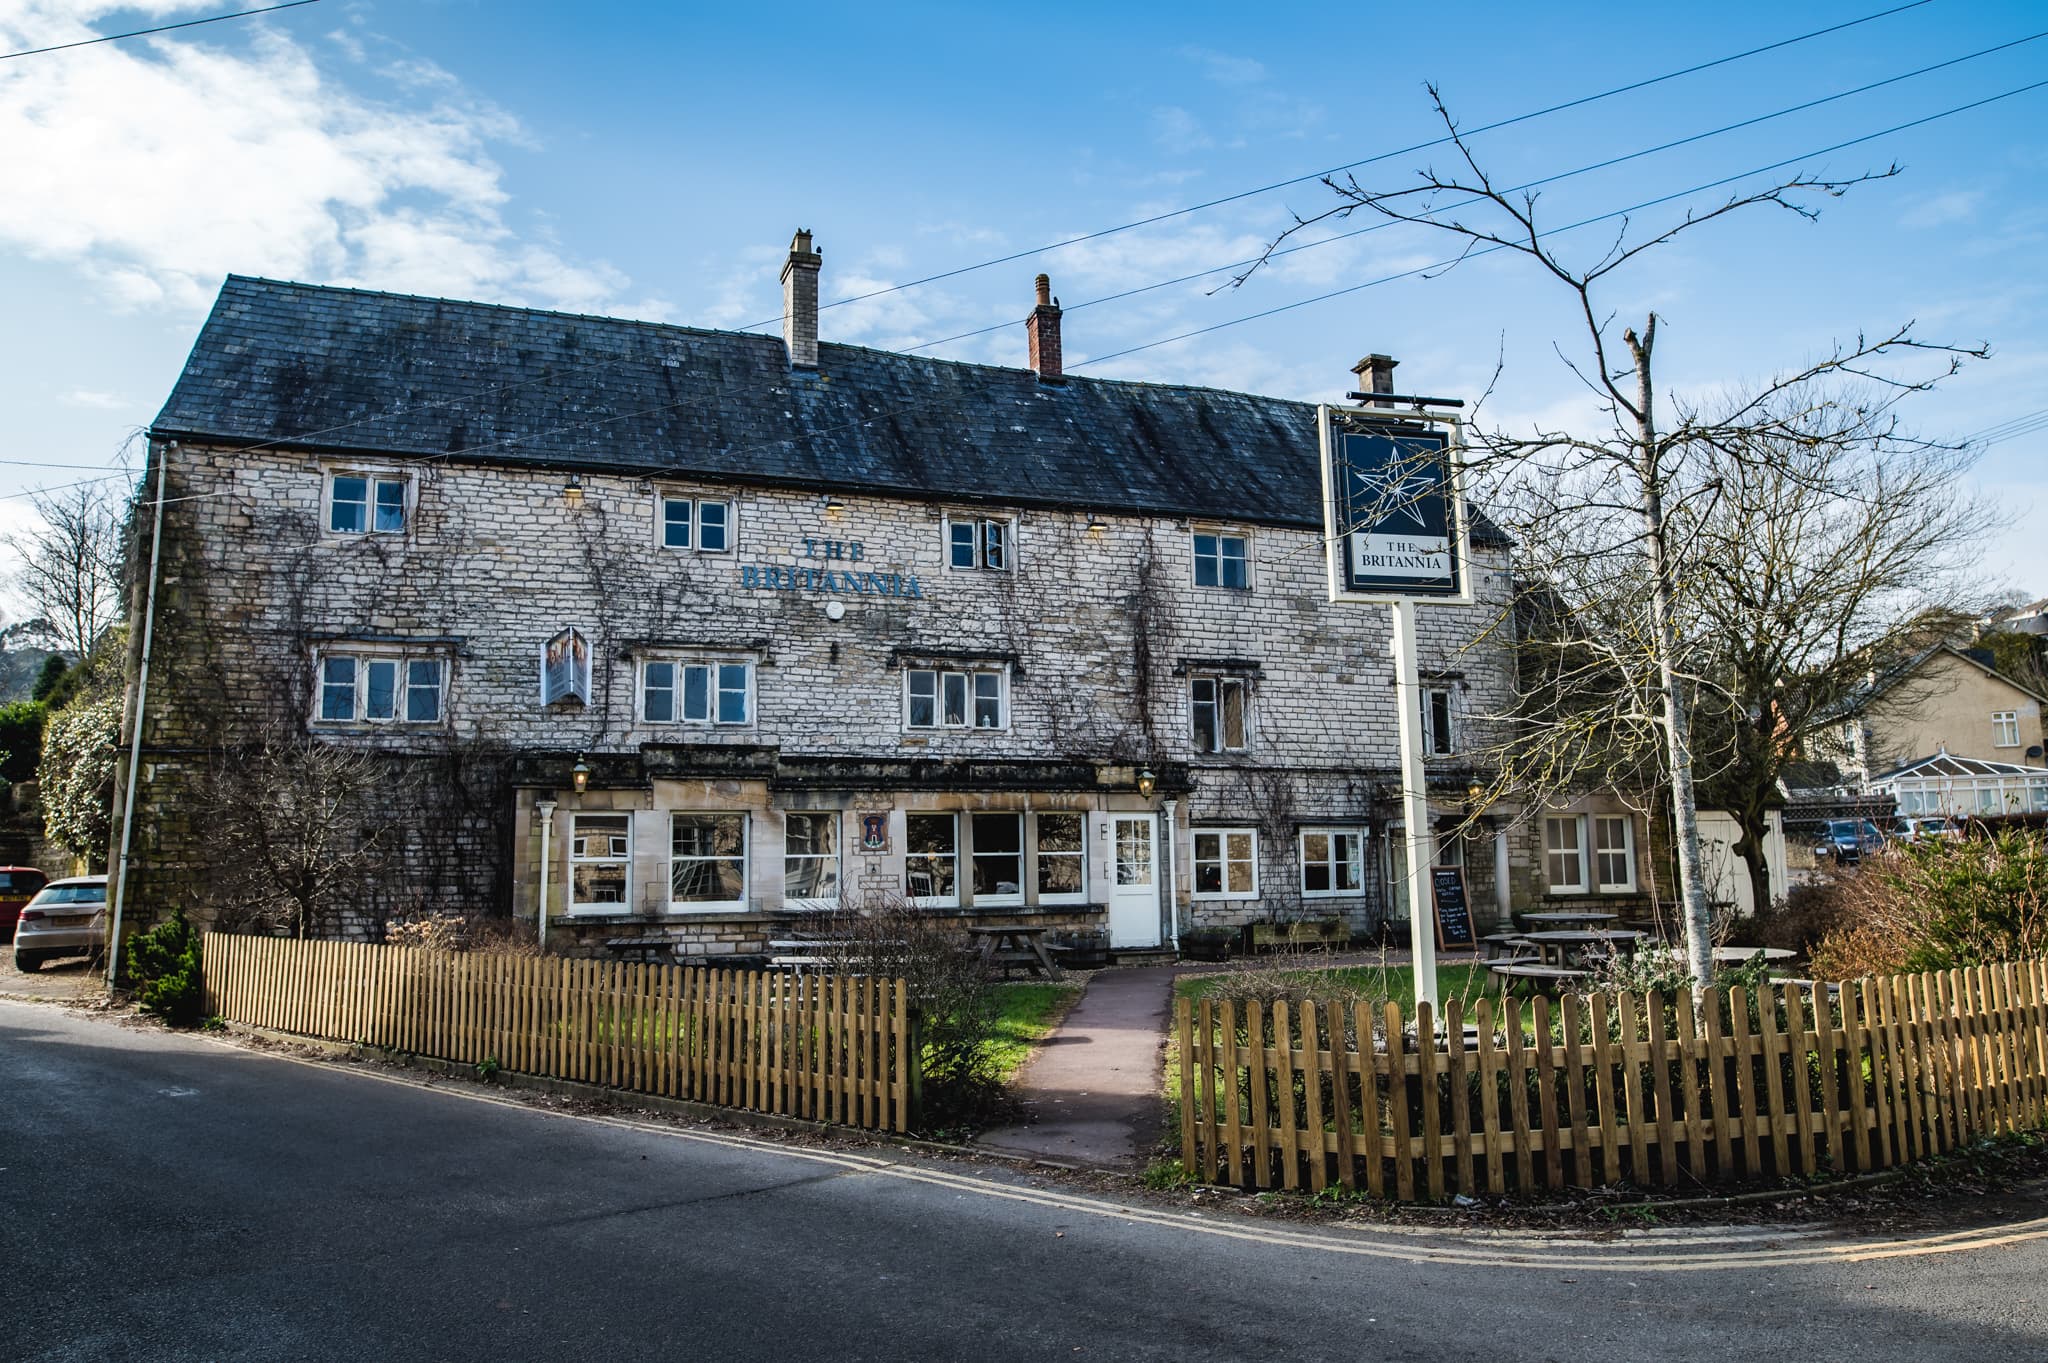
left=1352, top=353, right=1398, bottom=407
left=781, top=229, right=822, bottom=369
left=1026, top=273, right=1064, bottom=385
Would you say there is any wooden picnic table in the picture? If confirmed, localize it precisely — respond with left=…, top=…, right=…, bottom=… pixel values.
left=964, top=924, right=1063, bottom=980
left=1519, top=910, right=1620, bottom=929
left=1488, top=961, right=1590, bottom=991
left=1519, top=929, right=1642, bottom=968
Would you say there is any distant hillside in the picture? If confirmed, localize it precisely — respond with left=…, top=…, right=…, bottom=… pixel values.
left=0, top=646, right=61, bottom=702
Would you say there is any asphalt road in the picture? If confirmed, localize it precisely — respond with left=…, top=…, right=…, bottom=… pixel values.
left=6, top=999, right=2048, bottom=1363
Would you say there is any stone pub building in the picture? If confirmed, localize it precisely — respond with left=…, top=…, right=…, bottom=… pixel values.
left=118, top=232, right=1655, bottom=956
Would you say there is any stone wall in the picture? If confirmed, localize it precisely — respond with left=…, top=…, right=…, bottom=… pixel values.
left=119, top=440, right=1524, bottom=939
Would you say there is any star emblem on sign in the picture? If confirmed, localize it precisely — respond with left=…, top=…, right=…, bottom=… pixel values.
left=1348, top=460, right=1436, bottom=533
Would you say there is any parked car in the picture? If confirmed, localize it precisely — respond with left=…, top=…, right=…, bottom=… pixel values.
left=0, top=866, right=49, bottom=942
left=1812, top=819, right=1887, bottom=866
left=12, top=876, right=109, bottom=972
left=1895, top=815, right=1964, bottom=843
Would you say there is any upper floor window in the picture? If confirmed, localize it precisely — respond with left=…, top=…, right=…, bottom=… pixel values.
left=328, top=472, right=407, bottom=535
left=315, top=650, right=445, bottom=725
left=1543, top=815, right=1588, bottom=894
left=641, top=658, right=752, bottom=726
left=660, top=494, right=733, bottom=553
left=905, top=667, right=1007, bottom=730
left=1993, top=710, right=2021, bottom=747
left=1422, top=688, right=1456, bottom=756
left=946, top=515, right=1013, bottom=572
left=1190, top=676, right=1247, bottom=753
left=1191, top=530, right=1249, bottom=590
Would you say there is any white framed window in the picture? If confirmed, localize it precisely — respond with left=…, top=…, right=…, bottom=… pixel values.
left=659, top=494, right=734, bottom=553
left=783, top=812, right=840, bottom=909
left=1191, top=530, right=1249, bottom=590
left=1422, top=688, right=1455, bottom=756
left=945, top=515, right=1014, bottom=572
left=1300, top=827, right=1367, bottom=897
left=313, top=650, right=446, bottom=726
left=1033, top=811, right=1086, bottom=904
left=569, top=814, right=631, bottom=912
left=1993, top=711, right=2021, bottom=747
left=904, top=667, right=1007, bottom=730
left=970, top=812, right=1025, bottom=906
left=905, top=812, right=959, bottom=907
left=641, top=659, right=753, bottom=726
left=669, top=812, right=748, bottom=912
left=1593, top=814, right=1636, bottom=892
left=1193, top=828, right=1258, bottom=899
left=1544, top=815, right=1588, bottom=894
left=326, top=471, right=409, bottom=536
left=1190, top=676, right=1248, bottom=753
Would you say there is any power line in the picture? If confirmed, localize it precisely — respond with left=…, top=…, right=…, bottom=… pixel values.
left=131, top=4, right=1961, bottom=472
left=417, top=75, right=2047, bottom=473
left=738, top=0, right=1942, bottom=331
left=0, top=1, right=323, bottom=61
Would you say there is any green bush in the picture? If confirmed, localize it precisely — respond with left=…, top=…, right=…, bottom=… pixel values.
left=0, top=699, right=47, bottom=784
left=30, top=655, right=69, bottom=703
left=1811, top=828, right=2048, bottom=979
left=125, top=911, right=205, bottom=1028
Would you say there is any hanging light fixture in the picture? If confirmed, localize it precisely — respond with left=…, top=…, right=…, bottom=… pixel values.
left=1137, top=767, right=1157, bottom=798
left=572, top=758, right=590, bottom=794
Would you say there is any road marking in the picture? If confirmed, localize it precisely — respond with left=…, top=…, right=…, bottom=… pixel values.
left=183, top=1022, right=2048, bottom=1274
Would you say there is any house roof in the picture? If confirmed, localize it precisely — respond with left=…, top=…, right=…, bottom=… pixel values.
left=151, top=276, right=1509, bottom=541
left=1851, top=644, right=2048, bottom=712
left=1868, top=750, right=2048, bottom=784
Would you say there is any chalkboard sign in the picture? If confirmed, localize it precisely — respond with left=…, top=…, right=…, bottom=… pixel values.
left=1431, top=866, right=1475, bottom=950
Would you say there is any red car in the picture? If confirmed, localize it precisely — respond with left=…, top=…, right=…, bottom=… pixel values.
left=0, top=866, right=50, bottom=942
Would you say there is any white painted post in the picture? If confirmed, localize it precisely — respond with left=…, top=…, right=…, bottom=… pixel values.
left=535, top=799, right=556, bottom=952
left=1390, top=598, right=1438, bottom=1011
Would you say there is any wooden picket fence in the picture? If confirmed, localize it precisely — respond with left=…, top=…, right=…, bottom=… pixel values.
left=1177, top=959, right=2048, bottom=1199
left=202, top=933, right=918, bottom=1133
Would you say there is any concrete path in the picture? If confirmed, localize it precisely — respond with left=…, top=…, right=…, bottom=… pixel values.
left=978, top=964, right=1176, bottom=1169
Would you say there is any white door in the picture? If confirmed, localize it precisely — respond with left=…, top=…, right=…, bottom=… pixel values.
left=1107, top=814, right=1162, bottom=948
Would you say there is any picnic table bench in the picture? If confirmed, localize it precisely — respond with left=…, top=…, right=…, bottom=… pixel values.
left=964, top=924, right=1063, bottom=980
left=604, top=935, right=683, bottom=963
left=1487, top=961, right=1590, bottom=990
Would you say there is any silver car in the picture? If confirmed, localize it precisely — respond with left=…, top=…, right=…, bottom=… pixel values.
left=12, top=876, right=109, bottom=972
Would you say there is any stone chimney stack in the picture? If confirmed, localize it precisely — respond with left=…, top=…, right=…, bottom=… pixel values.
left=781, top=229, right=822, bottom=369
left=1026, top=273, right=1064, bottom=385
left=1352, top=353, right=1399, bottom=408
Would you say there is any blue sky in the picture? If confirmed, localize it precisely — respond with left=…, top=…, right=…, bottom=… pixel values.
left=2, top=0, right=2044, bottom=603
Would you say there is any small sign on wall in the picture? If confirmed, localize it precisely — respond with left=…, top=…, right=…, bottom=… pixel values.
left=860, top=813, right=889, bottom=853
left=541, top=627, right=592, bottom=706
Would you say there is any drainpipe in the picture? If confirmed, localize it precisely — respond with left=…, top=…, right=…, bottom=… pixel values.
left=535, top=799, right=556, bottom=952
left=1162, top=798, right=1180, bottom=951
left=108, top=440, right=172, bottom=987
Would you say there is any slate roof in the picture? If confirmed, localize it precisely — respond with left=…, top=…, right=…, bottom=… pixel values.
left=154, top=276, right=1508, bottom=542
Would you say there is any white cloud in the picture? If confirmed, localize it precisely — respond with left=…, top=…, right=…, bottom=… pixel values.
left=1150, top=105, right=1212, bottom=155
left=58, top=388, right=125, bottom=409
left=0, top=1, right=640, bottom=315
left=1177, top=46, right=1266, bottom=87
left=1900, top=190, right=1984, bottom=230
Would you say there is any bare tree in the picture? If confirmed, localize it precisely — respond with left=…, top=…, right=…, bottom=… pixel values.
left=5, top=482, right=125, bottom=658
left=197, top=721, right=404, bottom=938
left=1253, top=87, right=1983, bottom=987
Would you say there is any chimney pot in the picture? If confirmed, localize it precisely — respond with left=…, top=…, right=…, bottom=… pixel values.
left=1352, top=353, right=1399, bottom=406
left=1027, top=274, right=1065, bottom=386
left=780, top=229, right=823, bottom=369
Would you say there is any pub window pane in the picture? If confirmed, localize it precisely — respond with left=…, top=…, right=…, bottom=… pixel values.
left=1035, top=812, right=1084, bottom=898
left=717, top=662, right=749, bottom=724
left=570, top=814, right=631, bottom=909
left=364, top=659, right=399, bottom=721
left=698, top=500, right=730, bottom=552
left=644, top=661, right=675, bottom=723
left=662, top=496, right=693, bottom=549
left=942, top=672, right=968, bottom=726
left=329, top=476, right=368, bottom=533
left=982, top=519, right=1008, bottom=570
left=373, top=478, right=407, bottom=533
left=405, top=659, right=442, bottom=723
left=907, top=670, right=938, bottom=727
left=971, top=812, right=1024, bottom=900
left=972, top=672, right=1003, bottom=728
left=783, top=813, right=840, bottom=904
left=319, top=656, right=357, bottom=720
left=905, top=813, right=957, bottom=902
left=682, top=664, right=710, bottom=722
left=949, top=521, right=977, bottom=569
left=670, top=813, right=747, bottom=907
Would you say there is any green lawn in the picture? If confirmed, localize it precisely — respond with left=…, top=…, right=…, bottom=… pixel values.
left=986, top=981, right=1082, bottom=1083
left=1175, top=963, right=1534, bottom=1030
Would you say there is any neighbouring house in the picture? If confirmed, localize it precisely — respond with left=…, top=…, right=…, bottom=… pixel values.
left=115, top=232, right=1676, bottom=956
left=1829, top=645, right=2048, bottom=780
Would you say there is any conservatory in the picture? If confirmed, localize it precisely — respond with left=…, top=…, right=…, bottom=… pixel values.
left=1869, top=750, right=2048, bottom=818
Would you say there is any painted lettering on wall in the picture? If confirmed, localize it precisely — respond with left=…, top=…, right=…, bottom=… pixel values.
left=739, top=564, right=924, bottom=599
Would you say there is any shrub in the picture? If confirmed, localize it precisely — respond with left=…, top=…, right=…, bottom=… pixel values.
left=0, top=699, right=47, bottom=784
left=125, top=911, right=205, bottom=1027
left=1809, top=828, right=2048, bottom=979
left=30, top=655, right=69, bottom=703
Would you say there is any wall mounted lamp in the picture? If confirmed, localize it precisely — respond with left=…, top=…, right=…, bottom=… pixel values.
left=572, top=758, right=590, bottom=794
left=819, top=493, right=845, bottom=514
left=1085, top=513, right=1106, bottom=534
left=1137, top=767, right=1157, bottom=799
left=563, top=472, right=584, bottom=499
